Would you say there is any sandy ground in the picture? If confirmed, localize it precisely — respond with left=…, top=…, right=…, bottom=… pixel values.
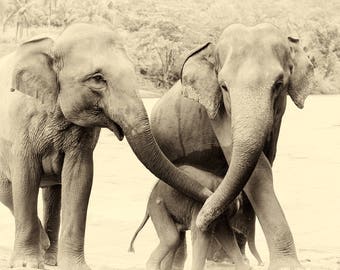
left=0, top=95, right=340, bottom=270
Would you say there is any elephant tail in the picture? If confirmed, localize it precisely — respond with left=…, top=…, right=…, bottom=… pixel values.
left=128, top=211, right=150, bottom=253
left=247, top=214, right=264, bottom=266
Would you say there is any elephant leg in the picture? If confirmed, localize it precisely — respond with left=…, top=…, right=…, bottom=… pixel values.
left=235, top=231, right=249, bottom=263
left=190, top=210, right=210, bottom=270
left=171, top=231, right=187, bottom=270
left=58, top=151, right=94, bottom=270
left=160, top=231, right=186, bottom=270
left=214, top=221, right=250, bottom=270
left=160, top=250, right=175, bottom=270
left=42, top=185, right=61, bottom=266
left=147, top=200, right=180, bottom=270
left=0, top=178, right=50, bottom=254
left=206, top=236, right=233, bottom=263
left=190, top=229, right=209, bottom=270
left=244, top=153, right=301, bottom=269
left=10, top=156, right=46, bottom=269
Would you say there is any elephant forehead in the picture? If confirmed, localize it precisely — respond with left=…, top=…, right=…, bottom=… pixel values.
left=54, top=23, right=124, bottom=59
left=57, top=23, right=120, bottom=44
left=218, top=23, right=287, bottom=62
left=55, top=36, right=118, bottom=59
left=221, top=23, right=282, bottom=42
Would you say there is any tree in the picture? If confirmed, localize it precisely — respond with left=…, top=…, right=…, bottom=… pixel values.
left=2, top=0, right=34, bottom=40
left=43, top=0, right=58, bottom=27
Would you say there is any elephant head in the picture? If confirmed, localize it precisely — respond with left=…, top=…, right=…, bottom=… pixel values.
left=11, top=23, right=211, bottom=201
left=180, top=23, right=314, bottom=228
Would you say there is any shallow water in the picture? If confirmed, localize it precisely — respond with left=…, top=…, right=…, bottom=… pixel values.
left=0, top=96, right=339, bottom=270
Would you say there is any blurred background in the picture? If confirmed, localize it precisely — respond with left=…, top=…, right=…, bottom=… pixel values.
left=0, top=0, right=339, bottom=95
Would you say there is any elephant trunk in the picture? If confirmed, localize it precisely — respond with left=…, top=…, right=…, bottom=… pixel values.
left=108, top=98, right=212, bottom=202
left=197, top=88, right=273, bottom=229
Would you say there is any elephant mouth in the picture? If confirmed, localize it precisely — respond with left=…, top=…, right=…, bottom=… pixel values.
left=108, top=121, right=124, bottom=141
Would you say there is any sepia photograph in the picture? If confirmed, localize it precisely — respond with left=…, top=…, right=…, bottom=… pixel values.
left=0, top=0, right=339, bottom=269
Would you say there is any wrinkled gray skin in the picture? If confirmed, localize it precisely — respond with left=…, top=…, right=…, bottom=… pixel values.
left=207, top=193, right=264, bottom=266
left=128, top=165, right=250, bottom=270
left=150, top=23, right=314, bottom=270
left=0, top=23, right=212, bottom=270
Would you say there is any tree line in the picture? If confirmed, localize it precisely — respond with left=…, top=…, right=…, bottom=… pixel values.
left=0, top=0, right=339, bottom=93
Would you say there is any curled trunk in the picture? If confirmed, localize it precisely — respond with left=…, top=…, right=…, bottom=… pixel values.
left=197, top=91, right=273, bottom=230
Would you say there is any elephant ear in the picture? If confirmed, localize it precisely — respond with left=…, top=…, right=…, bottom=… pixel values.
left=180, top=42, right=221, bottom=119
left=287, top=37, right=314, bottom=109
left=12, top=37, right=58, bottom=112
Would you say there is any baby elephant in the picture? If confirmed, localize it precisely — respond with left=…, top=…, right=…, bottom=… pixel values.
left=207, top=192, right=264, bottom=266
left=129, top=165, right=251, bottom=270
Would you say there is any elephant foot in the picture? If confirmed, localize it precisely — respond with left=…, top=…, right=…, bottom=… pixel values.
left=10, top=230, right=47, bottom=268
left=9, top=251, right=45, bottom=269
left=235, top=256, right=251, bottom=270
left=39, top=226, right=50, bottom=252
left=10, top=221, right=48, bottom=268
left=44, top=251, right=57, bottom=266
left=268, top=258, right=303, bottom=270
left=208, top=250, right=233, bottom=264
left=242, top=255, right=250, bottom=264
left=43, top=240, right=58, bottom=266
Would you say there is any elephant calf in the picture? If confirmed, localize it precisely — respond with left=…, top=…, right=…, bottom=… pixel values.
left=206, top=193, right=264, bottom=266
left=129, top=165, right=261, bottom=270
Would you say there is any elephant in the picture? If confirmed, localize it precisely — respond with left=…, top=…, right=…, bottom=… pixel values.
left=128, top=165, right=251, bottom=270
left=0, top=23, right=213, bottom=270
left=150, top=23, right=314, bottom=269
left=207, top=193, right=264, bottom=266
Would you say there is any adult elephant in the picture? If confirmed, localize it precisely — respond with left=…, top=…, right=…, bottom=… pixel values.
left=0, top=23, right=211, bottom=270
left=151, top=23, right=314, bottom=269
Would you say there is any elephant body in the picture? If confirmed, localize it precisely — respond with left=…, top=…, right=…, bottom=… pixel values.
left=0, top=50, right=99, bottom=267
left=0, top=23, right=212, bottom=270
left=150, top=23, right=314, bottom=270
left=129, top=165, right=251, bottom=270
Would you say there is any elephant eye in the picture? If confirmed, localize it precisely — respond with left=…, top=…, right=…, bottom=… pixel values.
left=86, top=73, right=107, bottom=90
left=93, top=75, right=104, bottom=82
left=91, top=73, right=106, bottom=83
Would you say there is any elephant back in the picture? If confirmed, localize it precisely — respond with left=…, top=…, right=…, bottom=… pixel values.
left=151, top=81, right=227, bottom=175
